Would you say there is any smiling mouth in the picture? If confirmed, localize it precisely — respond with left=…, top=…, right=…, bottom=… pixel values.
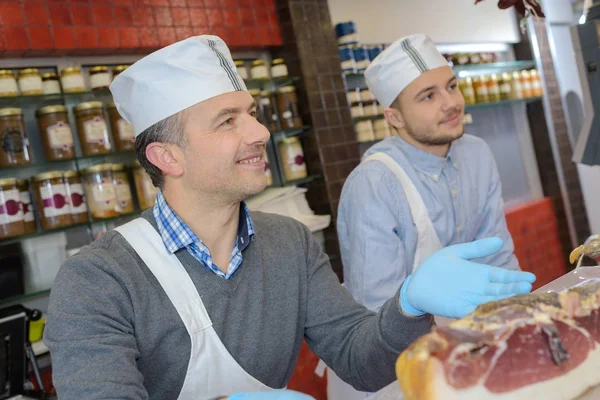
left=237, top=155, right=263, bottom=164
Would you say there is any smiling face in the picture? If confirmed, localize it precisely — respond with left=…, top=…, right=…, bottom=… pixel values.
left=385, top=66, right=465, bottom=147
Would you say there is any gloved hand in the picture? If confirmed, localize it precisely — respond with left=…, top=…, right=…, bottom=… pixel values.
left=400, top=237, right=536, bottom=319
left=228, top=390, right=316, bottom=400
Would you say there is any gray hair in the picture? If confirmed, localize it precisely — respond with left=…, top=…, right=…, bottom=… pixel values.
left=134, top=114, right=186, bottom=189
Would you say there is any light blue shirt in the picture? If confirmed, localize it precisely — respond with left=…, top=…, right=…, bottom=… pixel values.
left=337, top=134, right=519, bottom=311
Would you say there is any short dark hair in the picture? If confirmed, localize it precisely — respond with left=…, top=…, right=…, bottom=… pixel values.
left=135, top=114, right=185, bottom=188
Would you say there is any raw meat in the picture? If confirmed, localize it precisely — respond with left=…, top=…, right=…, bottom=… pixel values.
left=396, top=280, right=600, bottom=400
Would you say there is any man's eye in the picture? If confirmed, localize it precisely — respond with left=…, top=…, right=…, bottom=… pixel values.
left=449, top=83, right=458, bottom=91
left=250, top=111, right=257, bottom=118
left=422, top=93, right=433, bottom=101
left=221, top=118, right=234, bottom=126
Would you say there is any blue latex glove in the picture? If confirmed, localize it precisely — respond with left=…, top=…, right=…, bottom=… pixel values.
left=228, top=390, right=316, bottom=400
left=400, top=237, right=536, bottom=319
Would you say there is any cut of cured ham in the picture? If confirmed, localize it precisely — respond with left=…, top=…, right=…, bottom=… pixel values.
left=396, top=279, right=600, bottom=400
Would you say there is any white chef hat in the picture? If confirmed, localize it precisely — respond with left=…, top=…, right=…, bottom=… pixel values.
left=110, top=35, right=247, bottom=137
left=365, top=34, right=449, bottom=108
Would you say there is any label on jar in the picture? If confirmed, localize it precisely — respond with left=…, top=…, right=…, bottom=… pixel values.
left=462, top=87, right=475, bottom=98
left=40, top=184, right=70, bottom=218
left=500, top=83, right=512, bottom=94
left=42, top=80, right=61, bottom=95
left=116, top=182, right=132, bottom=203
left=67, top=183, right=87, bottom=214
left=271, top=64, right=288, bottom=79
left=487, top=85, right=500, bottom=96
left=117, top=119, right=135, bottom=141
left=19, top=191, right=34, bottom=222
left=340, top=59, right=356, bottom=71
left=47, top=122, right=74, bottom=149
left=284, top=147, right=306, bottom=173
left=251, top=65, right=268, bottom=80
left=61, top=74, right=85, bottom=92
left=522, top=81, right=533, bottom=91
left=355, top=60, right=369, bottom=70
left=338, top=33, right=358, bottom=46
left=2, top=129, right=26, bottom=156
left=476, top=85, right=489, bottom=96
left=84, top=117, right=109, bottom=146
left=532, top=80, right=542, bottom=90
left=236, top=67, right=248, bottom=80
left=19, top=76, right=43, bottom=94
left=347, top=91, right=360, bottom=104
left=0, top=77, right=18, bottom=95
left=0, top=189, right=24, bottom=224
left=90, top=72, right=111, bottom=89
left=92, top=183, right=116, bottom=204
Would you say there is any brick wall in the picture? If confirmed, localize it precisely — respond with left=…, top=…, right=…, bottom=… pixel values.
left=0, top=0, right=282, bottom=56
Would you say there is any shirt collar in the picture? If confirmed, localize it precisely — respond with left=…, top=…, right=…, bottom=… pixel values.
left=153, top=190, right=255, bottom=254
left=392, top=136, right=458, bottom=180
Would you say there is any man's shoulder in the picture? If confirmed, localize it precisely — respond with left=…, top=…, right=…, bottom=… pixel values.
left=250, top=211, right=308, bottom=235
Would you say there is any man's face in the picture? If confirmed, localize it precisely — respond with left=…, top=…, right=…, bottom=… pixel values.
left=180, top=91, right=270, bottom=202
left=392, top=66, right=465, bottom=146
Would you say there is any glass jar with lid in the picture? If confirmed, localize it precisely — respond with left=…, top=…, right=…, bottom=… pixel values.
left=63, top=170, right=88, bottom=224
left=249, top=89, right=267, bottom=127
left=0, top=108, right=32, bottom=167
left=107, top=102, right=134, bottom=152
left=111, top=164, right=135, bottom=214
left=133, top=161, right=158, bottom=210
left=0, top=178, right=25, bottom=239
left=530, top=69, right=543, bottom=97
left=83, top=164, right=119, bottom=220
left=511, top=71, right=524, bottom=99
left=347, top=89, right=360, bottom=104
left=350, top=103, right=364, bottom=118
left=32, top=171, right=73, bottom=230
left=359, top=88, right=375, bottom=103
left=16, top=178, right=35, bottom=234
left=498, top=73, right=513, bottom=100
left=250, top=59, right=269, bottom=80
left=36, top=105, right=75, bottom=161
left=259, top=91, right=278, bottom=131
left=89, top=65, right=111, bottom=91
left=112, top=65, right=129, bottom=80
left=0, top=70, right=18, bottom=97
left=458, top=78, right=476, bottom=105
left=60, top=67, right=86, bottom=93
left=486, top=74, right=501, bottom=103
left=41, top=72, right=62, bottom=95
left=520, top=70, right=533, bottom=98
left=373, top=118, right=391, bottom=140
left=234, top=60, right=248, bottom=80
left=18, top=68, right=43, bottom=95
left=278, top=137, right=308, bottom=181
left=271, top=58, right=288, bottom=79
left=472, top=76, right=489, bottom=103
left=355, top=120, right=375, bottom=142
left=276, top=86, right=303, bottom=129
left=74, top=101, right=112, bottom=155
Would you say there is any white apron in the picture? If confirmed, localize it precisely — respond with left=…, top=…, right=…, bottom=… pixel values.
left=115, top=218, right=272, bottom=400
left=327, top=152, right=447, bottom=400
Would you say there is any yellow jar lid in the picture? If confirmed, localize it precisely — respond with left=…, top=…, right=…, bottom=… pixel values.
left=112, top=65, right=129, bottom=73
left=248, top=89, right=261, bottom=96
left=61, top=67, right=81, bottom=76
left=89, top=65, right=108, bottom=73
left=0, top=69, right=15, bottom=77
left=281, top=137, right=300, bottom=144
left=36, top=105, right=68, bottom=116
left=111, top=163, right=126, bottom=171
left=251, top=59, right=265, bottom=67
left=260, top=90, right=272, bottom=97
left=84, top=163, right=114, bottom=174
left=74, top=101, right=104, bottom=112
left=16, top=178, right=29, bottom=186
left=234, top=60, right=245, bottom=67
left=277, top=85, right=296, bottom=94
left=0, top=177, right=17, bottom=186
left=41, top=72, right=58, bottom=79
left=18, top=68, right=40, bottom=77
left=63, top=170, right=80, bottom=178
left=34, top=171, right=65, bottom=181
left=272, top=58, right=285, bottom=65
left=0, top=108, right=23, bottom=117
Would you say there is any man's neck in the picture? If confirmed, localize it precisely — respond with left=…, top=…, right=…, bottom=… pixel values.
left=163, top=184, right=240, bottom=273
left=397, top=130, right=450, bottom=158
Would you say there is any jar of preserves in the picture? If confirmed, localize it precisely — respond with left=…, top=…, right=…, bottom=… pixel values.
left=0, top=70, right=18, bottom=97
left=373, top=118, right=391, bottom=140
left=36, top=105, right=75, bottom=161
left=112, top=65, right=129, bottom=80
left=0, top=108, right=32, bottom=167
left=499, top=72, right=513, bottom=100
left=458, top=78, right=476, bottom=105
left=355, top=120, right=375, bottom=142
left=18, top=68, right=43, bottom=95
left=16, top=178, right=35, bottom=234
left=63, top=170, right=88, bottom=224
left=259, top=91, right=278, bottom=131
left=530, top=69, right=543, bottom=97
left=339, top=46, right=356, bottom=74
left=276, top=86, right=303, bottom=129
left=359, top=88, right=375, bottom=102
left=32, top=171, right=72, bottom=230
left=250, top=60, right=268, bottom=80
left=107, top=102, right=134, bottom=152
left=89, top=65, right=111, bottom=91
left=74, top=101, right=112, bottom=155
left=111, top=164, right=134, bottom=214
left=41, top=72, right=62, bottom=95
left=83, top=164, right=119, bottom=220
left=487, top=74, right=501, bottom=102
left=511, top=71, right=524, bottom=99
left=278, top=137, right=307, bottom=181
left=347, top=89, right=360, bottom=104
left=248, top=89, right=266, bottom=127
left=335, top=21, right=358, bottom=46
left=60, top=67, right=86, bottom=93
left=520, top=70, right=533, bottom=98
left=350, top=103, right=364, bottom=118
left=133, top=161, right=158, bottom=210
left=234, top=60, right=248, bottom=80
left=353, top=46, right=370, bottom=72
left=0, top=178, right=25, bottom=239
left=472, top=76, right=489, bottom=103
left=271, top=58, right=288, bottom=79
left=362, top=103, right=378, bottom=117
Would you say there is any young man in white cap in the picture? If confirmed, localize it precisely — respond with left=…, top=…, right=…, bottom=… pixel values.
left=44, top=35, right=535, bottom=400
left=332, top=34, right=523, bottom=396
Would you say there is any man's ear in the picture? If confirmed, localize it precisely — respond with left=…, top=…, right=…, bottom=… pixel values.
left=384, top=106, right=405, bottom=131
left=145, top=142, right=184, bottom=180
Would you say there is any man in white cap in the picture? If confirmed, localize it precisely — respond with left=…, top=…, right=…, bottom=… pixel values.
left=44, top=35, right=535, bottom=400
left=332, top=34, right=524, bottom=396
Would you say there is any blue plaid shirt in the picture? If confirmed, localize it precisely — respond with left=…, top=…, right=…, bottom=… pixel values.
left=153, top=190, right=255, bottom=280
